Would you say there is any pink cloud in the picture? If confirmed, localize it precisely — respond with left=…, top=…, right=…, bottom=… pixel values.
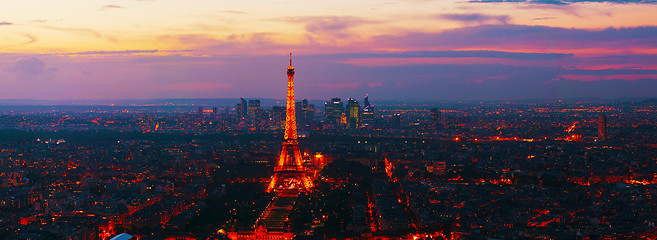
left=555, top=74, right=657, bottom=81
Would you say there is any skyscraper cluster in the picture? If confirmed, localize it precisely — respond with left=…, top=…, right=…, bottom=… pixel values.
left=232, top=94, right=374, bottom=132
left=324, top=94, right=374, bottom=129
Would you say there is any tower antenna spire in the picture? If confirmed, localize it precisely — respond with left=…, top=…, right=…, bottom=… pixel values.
left=289, top=53, right=292, bottom=66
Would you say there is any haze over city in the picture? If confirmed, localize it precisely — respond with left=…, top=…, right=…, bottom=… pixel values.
left=1, top=0, right=657, bottom=100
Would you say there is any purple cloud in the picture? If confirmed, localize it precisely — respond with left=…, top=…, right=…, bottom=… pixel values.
left=0, top=22, right=13, bottom=26
left=6, top=58, right=58, bottom=80
left=532, top=17, right=556, bottom=20
left=437, top=14, right=510, bottom=24
left=371, top=25, right=657, bottom=50
left=11, top=58, right=46, bottom=75
left=272, top=16, right=376, bottom=38
left=0, top=53, right=655, bottom=100
left=69, top=50, right=159, bottom=55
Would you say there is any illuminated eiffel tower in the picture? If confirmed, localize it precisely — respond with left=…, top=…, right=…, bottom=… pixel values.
left=266, top=53, right=313, bottom=193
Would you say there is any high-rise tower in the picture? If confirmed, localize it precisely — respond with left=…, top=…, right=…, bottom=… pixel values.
left=267, top=53, right=313, bottom=192
left=347, top=98, right=360, bottom=129
left=362, top=94, right=374, bottom=126
left=237, top=98, right=247, bottom=118
left=324, top=98, right=343, bottom=127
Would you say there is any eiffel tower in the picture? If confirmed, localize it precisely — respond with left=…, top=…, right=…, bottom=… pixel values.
left=266, top=53, right=313, bottom=193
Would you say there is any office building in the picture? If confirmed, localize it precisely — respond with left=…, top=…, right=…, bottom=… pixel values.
left=347, top=98, right=360, bottom=129
left=324, top=98, right=344, bottom=127
left=248, top=99, right=261, bottom=121
left=296, top=99, right=314, bottom=130
left=362, top=94, right=374, bottom=126
left=237, top=98, right=248, bottom=118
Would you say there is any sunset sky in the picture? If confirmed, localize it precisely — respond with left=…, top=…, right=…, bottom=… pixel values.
left=1, top=0, right=657, bottom=100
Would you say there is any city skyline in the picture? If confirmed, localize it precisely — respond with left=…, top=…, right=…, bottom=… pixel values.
left=1, top=1, right=657, bottom=100
left=0, top=57, right=655, bottom=239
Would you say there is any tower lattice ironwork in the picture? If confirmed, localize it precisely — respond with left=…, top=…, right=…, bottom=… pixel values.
left=267, top=53, right=313, bottom=192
